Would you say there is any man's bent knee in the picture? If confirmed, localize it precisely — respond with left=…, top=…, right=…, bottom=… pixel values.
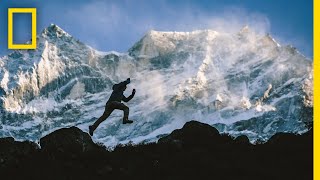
left=123, top=106, right=129, bottom=112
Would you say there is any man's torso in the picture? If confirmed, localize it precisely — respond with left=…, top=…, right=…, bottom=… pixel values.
left=107, top=90, right=123, bottom=104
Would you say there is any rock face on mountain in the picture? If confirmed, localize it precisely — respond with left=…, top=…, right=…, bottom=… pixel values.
left=0, top=121, right=312, bottom=180
left=0, top=24, right=313, bottom=147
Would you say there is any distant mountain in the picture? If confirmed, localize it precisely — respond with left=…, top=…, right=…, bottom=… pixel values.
left=0, top=24, right=313, bottom=147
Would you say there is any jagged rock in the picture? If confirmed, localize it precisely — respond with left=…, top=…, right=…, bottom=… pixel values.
left=40, top=126, right=102, bottom=153
left=266, top=129, right=313, bottom=147
left=158, top=120, right=231, bottom=146
left=234, top=135, right=250, bottom=144
left=0, top=121, right=312, bottom=180
left=0, top=137, right=38, bottom=168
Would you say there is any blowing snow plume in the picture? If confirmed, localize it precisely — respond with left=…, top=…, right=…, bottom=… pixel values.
left=0, top=24, right=313, bottom=147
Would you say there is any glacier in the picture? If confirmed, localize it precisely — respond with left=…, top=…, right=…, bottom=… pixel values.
left=0, top=24, right=313, bottom=147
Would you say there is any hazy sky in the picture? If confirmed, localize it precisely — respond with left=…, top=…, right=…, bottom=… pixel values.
left=0, top=0, right=313, bottom=58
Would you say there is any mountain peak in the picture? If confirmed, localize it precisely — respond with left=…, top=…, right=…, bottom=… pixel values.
left=239, top=25, right=250, bottom=34
left=144, top=29, right=219, bottom=38
left=129, top=29, right=220, bottom=58
left=41, top=24, right=71, bottom=39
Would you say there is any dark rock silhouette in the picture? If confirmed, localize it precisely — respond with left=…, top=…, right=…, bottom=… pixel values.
left=0, top=121, right=312, bottom=180
left=40, top=127, right=102, bottom=153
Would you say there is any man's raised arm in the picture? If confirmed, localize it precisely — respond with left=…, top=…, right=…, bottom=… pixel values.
left=123, top=89, right=136, bottom=102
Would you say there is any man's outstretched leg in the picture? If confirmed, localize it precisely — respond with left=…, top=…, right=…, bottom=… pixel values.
left=111, top=102, right=133, bottom=124
left=89, top=104, right=114, bottom=136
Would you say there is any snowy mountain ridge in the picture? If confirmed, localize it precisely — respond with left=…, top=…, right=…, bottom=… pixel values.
left=0, top=24, right=313, bottom=147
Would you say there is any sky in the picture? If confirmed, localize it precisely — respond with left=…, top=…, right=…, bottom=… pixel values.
left=0, top=0, right=313, bottom=58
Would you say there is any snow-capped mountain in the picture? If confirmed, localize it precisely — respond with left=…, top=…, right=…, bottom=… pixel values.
left=0, top=24, right=313, bottom=147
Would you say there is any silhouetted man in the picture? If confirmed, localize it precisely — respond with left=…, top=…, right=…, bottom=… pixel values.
left=89, top=78, right=136, bottom=136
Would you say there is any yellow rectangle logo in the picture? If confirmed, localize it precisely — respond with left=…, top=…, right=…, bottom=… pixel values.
left=8, top=8, right=37, bottom=50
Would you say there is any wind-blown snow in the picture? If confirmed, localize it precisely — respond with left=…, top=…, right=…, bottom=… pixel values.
left=0, top=24, right=313, bottom=147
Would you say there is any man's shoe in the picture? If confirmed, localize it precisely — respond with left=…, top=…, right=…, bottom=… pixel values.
left=123, top=119, right=133, bottom=124
left=89, top=125, right=94, bottom=136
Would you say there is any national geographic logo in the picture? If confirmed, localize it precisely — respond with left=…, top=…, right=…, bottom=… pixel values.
left=8, top=8, right=37, bottom=50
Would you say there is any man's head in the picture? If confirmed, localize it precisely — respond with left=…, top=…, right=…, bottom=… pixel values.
left=126, top=78, right=131, bottom=84
left=122, top=78, right=130, bottom=91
